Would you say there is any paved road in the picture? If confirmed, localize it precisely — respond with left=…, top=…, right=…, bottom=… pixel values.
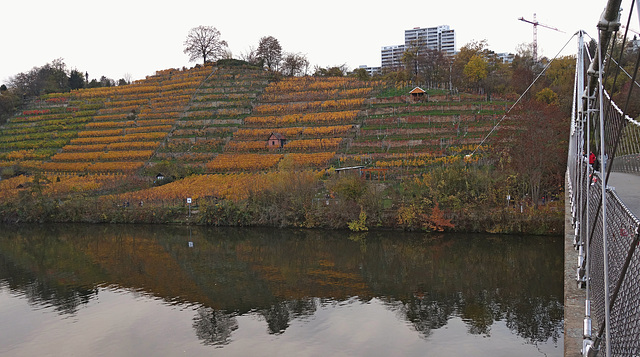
left=608, top=172, right=640, bottom=218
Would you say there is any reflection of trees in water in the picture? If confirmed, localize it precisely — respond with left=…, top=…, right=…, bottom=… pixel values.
left=359, top=232, right=564, bottom=344
left=458, top=290, right=501, bottom=336
left=192, top=308, right=239, bottom=346
left=1, top=224, right=564, bottom=346
left=192, top=298, right=317, bottom=346
left=23, top=280, right=97, bottom=315
left=261, top=298, right=317, bottom=335
left=503, top=297, right=563, bottom=344
left=0, top=253, right=97, bottom=316
left=396, top=291, right=503, bottom=339
left=405, top=299, right=455, bottom=338
left=398, top=290, right=563, bottom=344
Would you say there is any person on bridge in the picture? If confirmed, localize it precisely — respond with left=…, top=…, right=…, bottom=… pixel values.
left=589, top=152, right=600, bottom=171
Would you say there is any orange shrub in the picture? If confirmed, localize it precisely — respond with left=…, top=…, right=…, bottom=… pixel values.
left=87, top=161, right=145, bottom=172
left=284, top=138, right=342, bottom=151
left=70, top=136, right=121, bottom=145
left=51, top=152, right=102, bottom=162
left=0, top=175, right=30, bottom=200
left=107, top=141, right=158, bottom=150
left=39, top=162, right=91, bottom=172
left=225, top=141, right=268, bottom=152
left=234, top=125, right=351, bottom=139
left=286, top=152, right=335, bottom=167
left=100, top=150, right=154, bottom=161
left=104, top=171, right=313, bottom=203
left=86, top=121, right=136, bottom=129
left=93, top=114, right=129, bottom=121
left=78, top=129, right=123, bottom=138
left=205, top=153, right=283, bottom=171
left=123, top=132, right=167, bottom=141
left=244, top=110, right=359, bottom=126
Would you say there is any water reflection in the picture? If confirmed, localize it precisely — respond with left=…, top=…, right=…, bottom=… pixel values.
left=0, top=224, right=563, bottom=353
left=193, top=308, right=238, bottom=346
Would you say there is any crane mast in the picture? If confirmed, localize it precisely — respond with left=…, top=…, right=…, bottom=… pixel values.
left=518, top=13, right=563, bottom=61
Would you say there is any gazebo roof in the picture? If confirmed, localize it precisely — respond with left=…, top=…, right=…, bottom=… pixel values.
left=409, top=86, right=426, bottom=94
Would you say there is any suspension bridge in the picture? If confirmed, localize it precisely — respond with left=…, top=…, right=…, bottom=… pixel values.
left=566, top=0, right=640, bottom=356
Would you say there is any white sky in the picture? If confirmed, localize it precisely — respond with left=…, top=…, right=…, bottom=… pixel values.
left=1, top=0, right=636, bottom=85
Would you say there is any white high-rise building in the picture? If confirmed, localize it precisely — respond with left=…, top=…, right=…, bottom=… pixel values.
left=381, top=45, right=405, bottom=69
left=381, top=25, right=456, bottom=69
left=404, top=26, right=456, bottom=54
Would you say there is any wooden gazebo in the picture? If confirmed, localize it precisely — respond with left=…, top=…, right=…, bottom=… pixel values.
left=409, top=87, right=426, bottom=101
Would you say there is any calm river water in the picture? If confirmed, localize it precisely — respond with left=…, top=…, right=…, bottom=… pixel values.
left=0, top=224, right=563, bottom=356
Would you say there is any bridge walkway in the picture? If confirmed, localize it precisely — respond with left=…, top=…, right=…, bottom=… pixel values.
left=565, top=181, right=585, bottom=357
left=608, top=172, right=640, bottom=218
left=564, top=171, right=640, bottom=356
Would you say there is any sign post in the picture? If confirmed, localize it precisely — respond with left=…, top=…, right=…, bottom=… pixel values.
left=187, top=197, right=192, bottom=218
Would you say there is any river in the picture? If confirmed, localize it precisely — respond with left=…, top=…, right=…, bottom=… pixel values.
left=0, top=224, right=563, bottom=356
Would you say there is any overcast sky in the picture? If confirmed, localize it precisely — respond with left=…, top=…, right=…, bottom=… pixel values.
left=1, top=0, right=634, bottom=85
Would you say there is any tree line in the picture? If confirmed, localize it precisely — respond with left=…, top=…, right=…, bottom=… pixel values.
left=0, top=58, right=131, bottom=124
left=183, top=26, right=351, bottom=78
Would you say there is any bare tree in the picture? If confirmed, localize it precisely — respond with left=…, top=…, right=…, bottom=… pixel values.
left=257, top=36, right=282, bottom=71
left=281, top=52, right=309, bottom=76
left=313, top=64, right=348, bottom=77
left=183, top=26, right=228, bottom=64
left=240, top=46, right=256, bottom=62
left=494, top=99, right=567, bottom=207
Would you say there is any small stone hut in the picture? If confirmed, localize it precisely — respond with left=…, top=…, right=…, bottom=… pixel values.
left=267, top=132, right=286, bottom=149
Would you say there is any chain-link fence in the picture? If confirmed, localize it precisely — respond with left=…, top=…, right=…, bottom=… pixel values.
left=567, top=2, right=640, bottom=353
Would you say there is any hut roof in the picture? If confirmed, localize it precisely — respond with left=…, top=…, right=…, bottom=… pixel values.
left=409, top=87, right=426, bottom=94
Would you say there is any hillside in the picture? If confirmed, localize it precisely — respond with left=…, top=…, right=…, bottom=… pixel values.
left=0, top=64, right=506, bottom=176
left=0, top=63, right=560, bottom=233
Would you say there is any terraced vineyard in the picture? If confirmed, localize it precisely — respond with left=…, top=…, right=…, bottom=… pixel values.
left=0, top=97, right=97, bottom=170
left=0, top=63, right=511, bottom=181
left=0, top=65, right=214, bottom=173
left=0, top=63, right=539, bottom=231
left=201, top=76, right=377, bottom=172
left=157, top=67, right=270, bottom=167
left=0, top=64, right=515, bottom=210
left=338, top=92, right=510, bottom=172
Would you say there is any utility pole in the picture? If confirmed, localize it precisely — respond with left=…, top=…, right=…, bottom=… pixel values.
left=518, top=13, right=564, bottom=61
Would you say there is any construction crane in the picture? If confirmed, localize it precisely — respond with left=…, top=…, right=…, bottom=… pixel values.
left=518, top=13, right=564, bottom=61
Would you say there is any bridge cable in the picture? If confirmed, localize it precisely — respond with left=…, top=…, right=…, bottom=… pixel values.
left=466, top=32, right=577, bottom=158
left=602, top=0, right=637, bottom=187
left=584, top=0, right=638, bottom=258
left=584, top=2, right=640, bottom=354
left=608, top=57, right=640, bottom=90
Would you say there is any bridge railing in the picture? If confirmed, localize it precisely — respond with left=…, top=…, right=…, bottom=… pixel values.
left=569, top=105, right=640, bottom=356
left=567, top=1, right=640, bottom=355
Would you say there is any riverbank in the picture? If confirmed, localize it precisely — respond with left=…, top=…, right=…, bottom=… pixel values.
left=0, top=162, right=564, bottom=235
left=0, top=192, right=564, bottom=235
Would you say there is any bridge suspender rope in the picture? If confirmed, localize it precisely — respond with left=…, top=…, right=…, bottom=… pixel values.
left=465, top=34, right=577, bottom=159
